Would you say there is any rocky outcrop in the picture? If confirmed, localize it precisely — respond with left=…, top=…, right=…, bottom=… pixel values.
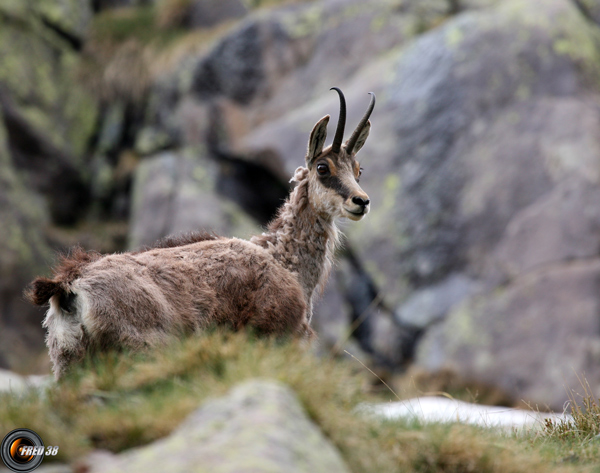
left=418, top=260, right=600, bottom=409
left=0, top=90, right=91, bottom=225
left=0, top=117, right=53, bottom=371
left=85, top=380, right=350, bottom=473
left=4, top=0, right=600, bottom=412
left=0, top=0, right=100, bottom=372
left=0, top=0, right=96, bottom=158
left=384, top=0, right=600, bottom=409
left=386, top=0, right=600, bottom=286
left=573, top=0, right=600, bottom=25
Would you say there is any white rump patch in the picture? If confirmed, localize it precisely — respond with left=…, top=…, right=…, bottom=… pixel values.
left=43, top=295, right=84, bottom=352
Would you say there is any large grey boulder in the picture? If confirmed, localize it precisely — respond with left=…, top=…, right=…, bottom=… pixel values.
left=145, top=0, right=440, bottom=147
left=86, top=380, right=350, bottom=473
left=387, top=0, right=600, bottom=408
left=245, top=0, right=600, bottom=406
left=395, top=274, right=481, bottom=330
left=387, top=0, right=600, bottom=285
left=417, top=260, right=600, bottom=409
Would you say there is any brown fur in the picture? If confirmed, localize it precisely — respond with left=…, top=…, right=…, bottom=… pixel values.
left=28, top=89, right=374, bottom=380
left=134, top=231, right=221, bottom=253
left=27, top=278, right=62, bottom=306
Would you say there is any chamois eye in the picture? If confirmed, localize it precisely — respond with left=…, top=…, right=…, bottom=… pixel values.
left=316, top=163, right=329, bottom=176
left=356, top=167, right=363, bottom=182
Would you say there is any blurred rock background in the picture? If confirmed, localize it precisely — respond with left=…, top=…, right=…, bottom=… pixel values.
left=2, top=0, right=600, bottom=410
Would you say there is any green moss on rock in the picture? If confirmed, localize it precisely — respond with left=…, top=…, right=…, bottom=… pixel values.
left=0, top=122, right=52, bottom=279
left=0, top=1, right=98, bottom=158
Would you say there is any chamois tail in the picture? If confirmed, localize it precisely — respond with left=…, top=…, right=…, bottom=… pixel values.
left=26, top=278, right=66, bottom=306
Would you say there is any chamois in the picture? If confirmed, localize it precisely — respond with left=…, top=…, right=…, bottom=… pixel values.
left=27, top=88, right=375, bottom=380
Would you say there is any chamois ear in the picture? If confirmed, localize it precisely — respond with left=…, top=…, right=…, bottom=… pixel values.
left=306, top=115, right=329, bottom=168
left=348, top=120, right=371, bottom=156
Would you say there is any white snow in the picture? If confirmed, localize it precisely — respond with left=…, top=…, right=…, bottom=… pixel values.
left=359, top=396, right=572, bottom=431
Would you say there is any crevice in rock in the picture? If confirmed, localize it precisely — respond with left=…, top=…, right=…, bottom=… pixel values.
left=91, top=0, right=103, bottom=13
left=212, top=149, right=291, bottom=226
left=0, top=8, right=83, bottom=53
left=39, top=15, right=83, bottom=51
left=93, top=101, right=148, bottom=221
left=571, top=0, right=600, bottom=26
left=339, top=243, right=419, bottom=369
left=341, top=244, right=382, bottom=356
left=91, top=0, right=149, bottom=13
left=206, top=102, right=290, bottom=226
left=0, top=86, right=91, bottom=226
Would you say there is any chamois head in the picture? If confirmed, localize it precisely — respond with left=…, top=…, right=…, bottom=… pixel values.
left=305, top=87, right=374, bottom=221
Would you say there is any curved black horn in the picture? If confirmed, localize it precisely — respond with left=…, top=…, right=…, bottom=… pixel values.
left=345, top=92, right=376, bottom=155
left=330, top=87, right=346, bottom=154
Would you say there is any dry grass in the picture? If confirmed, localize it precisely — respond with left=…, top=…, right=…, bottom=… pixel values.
left=537, top=377, right=600, bottom=469
left=78, top=5, right=236, bottom=102
left=76, top=0, right=319, bottom=102
left=79, top=6, right=164, bottom=102
left=155, top=0, right=195, bottom=29
left=543, top=377, right=600, bottom=440
left=391, top=367, right=517, bottom=407
left=0, top=331, right=597, bottom=472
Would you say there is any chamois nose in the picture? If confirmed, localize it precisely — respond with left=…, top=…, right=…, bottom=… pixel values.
left=352, top=196, right=370, bottom=207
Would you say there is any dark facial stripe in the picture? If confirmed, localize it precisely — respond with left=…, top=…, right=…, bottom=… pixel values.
left=319, top=174, right=351, bottom=199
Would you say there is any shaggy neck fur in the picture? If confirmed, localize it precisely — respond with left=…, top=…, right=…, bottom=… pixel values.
left=251, top=167, right=339, bottom=318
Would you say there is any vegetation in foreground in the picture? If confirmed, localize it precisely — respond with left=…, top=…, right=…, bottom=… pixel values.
left=0, top=331, right=599, bottom=473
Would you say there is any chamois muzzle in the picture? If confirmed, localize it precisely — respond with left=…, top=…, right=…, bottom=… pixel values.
left=344, top=190, right=370, bottom=221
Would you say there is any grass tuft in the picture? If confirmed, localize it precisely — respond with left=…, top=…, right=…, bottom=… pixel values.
left=539, top=376, right=600, bottom=467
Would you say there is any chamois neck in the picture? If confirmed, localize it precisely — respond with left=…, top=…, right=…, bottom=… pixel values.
left=250, top=167, right=339, bottom=311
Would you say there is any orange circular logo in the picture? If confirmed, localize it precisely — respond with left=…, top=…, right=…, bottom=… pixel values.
left=1, top=429, right=44, bottom=472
